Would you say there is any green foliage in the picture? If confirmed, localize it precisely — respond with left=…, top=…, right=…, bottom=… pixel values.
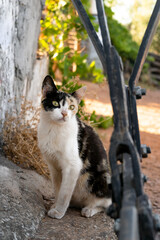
left=90, top=111, right=113, bottom=129
left=151, top=24, right=160, bottom=54
left=104, top=3, right=155, bottom=84
left=104, top=5, right=139, bottom=64
left=129, top=0, right=156, bottom=46
left=57, top=78, right=83, bottom=93
left=39, top=0, right=113, bottom=129
left=129, top=0, right=160, bottom=54
left=39, top=0, right=104, bottom=83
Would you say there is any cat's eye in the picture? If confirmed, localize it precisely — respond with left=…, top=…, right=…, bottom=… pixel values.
left=69, top=105, right=75, bottom=110
left=52, top=101, right=59, bottom=107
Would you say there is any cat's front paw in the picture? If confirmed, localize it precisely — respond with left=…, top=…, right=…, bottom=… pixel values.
left=81, top=206, right=102, bottom=218
left=48, top=208, right=65, bottom=219
left=81, top=207, right=95, bottom=218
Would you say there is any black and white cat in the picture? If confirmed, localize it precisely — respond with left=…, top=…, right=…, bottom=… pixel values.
left=38, top=75, right=111, bottom=219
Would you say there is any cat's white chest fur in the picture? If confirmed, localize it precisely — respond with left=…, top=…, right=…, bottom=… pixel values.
left=38, top=111, right=82, bottom=169
left=38, top=109, right=83, bottom=219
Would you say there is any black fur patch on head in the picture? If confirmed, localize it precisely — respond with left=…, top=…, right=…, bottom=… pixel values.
left=42, top=75, right=57, bottom=99
left=42, top=75, right=57, bottom=91
left=41, top=75, right=72, bottom=111
left=77, top=117, right=111, bottom=198
left=42, top=90, right=70, bottom=111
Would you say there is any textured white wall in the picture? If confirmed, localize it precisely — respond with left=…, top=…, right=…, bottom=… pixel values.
left=0, top=0, right=17, bottom=121
left=0, top=0, right=46, bottom=128
left=26, top=56, right=49, bottom=107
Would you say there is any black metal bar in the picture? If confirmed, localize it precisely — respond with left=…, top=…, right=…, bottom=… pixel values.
left=95, top=0, right=143, bottom=199
left=127, top=1, right=160, bottom=159
left=129, top=0, right=160, bottom=91
left=96, top=0, right=128, bottom=132
left=71, top=0, right=107, bottom=73
left=126, top=86, right=142, bottom=157
left=95, top=0, right=111, bottom=49
left=137, top=194, right=155, bottom=240
left=119, top=153, right=139, bottom=240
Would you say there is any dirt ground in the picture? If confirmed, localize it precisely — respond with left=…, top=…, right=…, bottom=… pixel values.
left=82, top=80, right=160, bottom=215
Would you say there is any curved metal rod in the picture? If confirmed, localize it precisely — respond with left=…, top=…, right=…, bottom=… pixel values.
left=95, top=0, right=129, bottom=131
left=71, top=0, right=107, bottom=73
left=129, top=0, right=160, bottom=91
left=109, top=131, right=143, bottom=199
left=95, top=0, right=111, bottom=51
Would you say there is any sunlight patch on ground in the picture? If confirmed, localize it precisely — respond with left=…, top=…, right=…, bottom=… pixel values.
left=85, top=98, right=160, bottom=135
left=84, top=99, right=113, bottom=116
left=137, top=105, right=160, bottom=135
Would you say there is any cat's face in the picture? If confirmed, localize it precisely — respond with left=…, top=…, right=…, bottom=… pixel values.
left=42, top=90, right=78, bottom=123
left=41, top=75, right=86, bottom=124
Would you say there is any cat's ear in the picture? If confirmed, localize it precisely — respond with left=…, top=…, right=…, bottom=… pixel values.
left=42, top=75, right=57, bottom=98
left=72, top=86, right=87, bottom=103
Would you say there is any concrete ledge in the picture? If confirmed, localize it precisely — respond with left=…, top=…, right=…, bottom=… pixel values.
left=0, top=154, right=52, bottom=240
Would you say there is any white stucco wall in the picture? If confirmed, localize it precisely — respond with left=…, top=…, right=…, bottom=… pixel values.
left=26, top=56, right=49, bottom=107
left=0, top=0, right=46, bottom=129
left=0, top=0, right=17, bottom=121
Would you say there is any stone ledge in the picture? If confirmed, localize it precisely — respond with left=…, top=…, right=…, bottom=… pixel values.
left=0, top=154, right=52, bottom=240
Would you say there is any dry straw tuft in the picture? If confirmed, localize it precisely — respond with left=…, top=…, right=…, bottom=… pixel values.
left=3, top=100, right=50, bottom=178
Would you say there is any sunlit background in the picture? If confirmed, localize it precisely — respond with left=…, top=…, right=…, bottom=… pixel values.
left=87, top=0, right=160, bottom=135
left=107, top=0, right=158, bottom=44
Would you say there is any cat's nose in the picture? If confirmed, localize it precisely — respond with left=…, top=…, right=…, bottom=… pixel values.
left=61, top=111, right=68, bottom=117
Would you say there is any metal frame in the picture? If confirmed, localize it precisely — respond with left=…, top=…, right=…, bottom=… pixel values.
left=71, top=0, right=160, bottom=239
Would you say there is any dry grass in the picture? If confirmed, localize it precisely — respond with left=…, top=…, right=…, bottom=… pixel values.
left=3, top=100, right=50, bottom=178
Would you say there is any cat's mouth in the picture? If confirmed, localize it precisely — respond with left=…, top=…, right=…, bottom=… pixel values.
left=59, top=116, right=68, bottom=122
